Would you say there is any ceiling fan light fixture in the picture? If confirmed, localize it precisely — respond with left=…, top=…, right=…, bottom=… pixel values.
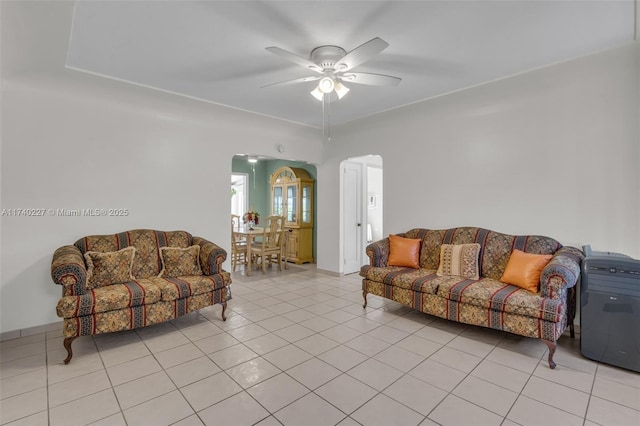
left=335, top=82, right=350, bottom=99
left=318, top=76, right=335, bottom=94
left=310, top=87, right=324, bottom=101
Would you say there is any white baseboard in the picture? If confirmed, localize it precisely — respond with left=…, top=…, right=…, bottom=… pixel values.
left=0, top=321, right=61, bottom=342
left=315, top=268, right=344, bottom=277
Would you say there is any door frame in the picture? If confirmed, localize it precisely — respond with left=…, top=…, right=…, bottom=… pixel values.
left=340, top=154, right=383, bottom=275
left=341, top=160, right=364, bottom=274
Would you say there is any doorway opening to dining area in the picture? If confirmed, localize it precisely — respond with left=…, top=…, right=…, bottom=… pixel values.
left=231, top=155, right=317, bottom=276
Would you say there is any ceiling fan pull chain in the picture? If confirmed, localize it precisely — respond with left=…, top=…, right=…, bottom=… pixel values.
left=327, top=96, right=331, bottom=142
left=322, top=95, right=331, bottom=142
left=322, top=96, right=326, bottom=141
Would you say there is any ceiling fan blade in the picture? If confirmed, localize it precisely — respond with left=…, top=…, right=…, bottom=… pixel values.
left=265, top=46, right=323, bottom=73
left=339, top=72, right=401, bottom=87
left=261, top=75, right=321, bottom=89
left=334, top=37, right=389, bottom=72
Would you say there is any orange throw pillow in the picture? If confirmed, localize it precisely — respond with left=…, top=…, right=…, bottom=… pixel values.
left=501, top=249, right=553, bottom=293
left=388, top=234, right=421, bottom=268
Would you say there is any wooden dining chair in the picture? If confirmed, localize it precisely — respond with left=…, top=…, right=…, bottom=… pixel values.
left=231, top=214, right=246, bottom=271
left=231, top=214, right=241, bottom=232
left=250, top=215, right=285, bottom=273
left=281, top=228, right=290, bottom=270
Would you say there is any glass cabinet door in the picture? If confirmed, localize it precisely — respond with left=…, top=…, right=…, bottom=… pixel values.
left=287, top=184, right=297, bottom=223
left=273, top=186, right=283, bottom=216
left=269, top=166, right=314, bottom=264
left=302, top=184, right=312, bottom=224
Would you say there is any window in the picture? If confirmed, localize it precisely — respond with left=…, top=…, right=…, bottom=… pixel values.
left=231, top=173, right=248, bottom=217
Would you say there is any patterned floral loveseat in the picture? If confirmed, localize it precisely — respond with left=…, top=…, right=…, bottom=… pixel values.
left=360, top=227, right=583, bottom=369
left=51, top=229, right=231, bottom=364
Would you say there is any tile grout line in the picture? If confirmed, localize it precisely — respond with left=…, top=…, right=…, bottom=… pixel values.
left=137, top=324, right=199, bottom=422
left=45, top=333, right=51, bottom=426
left=443, top=336, right=518, bottom=424
left=175, top=309, right=305, bottom=425
left=169, top=322, right=254, bottom=426
left=220, top=283, right=393, bottom=424
left=91, top=333, right=126, bottom=425
left=274, top=278, right=595, bottom=425
left=580, top=362, right=600, bottom=424
left=252, top=297, right=420, bottom=423
left=4, top=267, right=638, bottom=426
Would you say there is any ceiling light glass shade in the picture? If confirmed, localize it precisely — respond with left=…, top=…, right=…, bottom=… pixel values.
left=318, top=77, right=335, bottom=93
left=311, top=78, right=349, bottom=101
left=248, top=156, right=258, bottom=163
left=334, top=82, right=350, bottom=99
left=310, top=87, right=324, bottom=101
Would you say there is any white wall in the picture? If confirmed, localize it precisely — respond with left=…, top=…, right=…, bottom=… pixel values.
left=0, top=80, right=320, bottom=333
left=2, top=1, right=638, bottom=333
left=318, top=43, right=640, bottom=273
left=0, top=2, right=321, bottom=333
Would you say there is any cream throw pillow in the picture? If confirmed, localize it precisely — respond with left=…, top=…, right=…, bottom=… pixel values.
left=436, top=243, right=481, bottom=279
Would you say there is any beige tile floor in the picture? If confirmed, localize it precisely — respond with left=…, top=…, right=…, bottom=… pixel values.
left=1, top=264, right=639, bottom=426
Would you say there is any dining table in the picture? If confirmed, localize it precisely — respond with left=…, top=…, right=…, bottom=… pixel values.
left=234, top=226, right=265, bottom=276
left=233, top=226, right=288, bottom=275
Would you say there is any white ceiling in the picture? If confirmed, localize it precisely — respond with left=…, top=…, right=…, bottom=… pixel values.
left=66, top=0, right=635, bottom=128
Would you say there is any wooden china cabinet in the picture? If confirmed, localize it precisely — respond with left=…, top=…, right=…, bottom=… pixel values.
left=270, top=166, right=314, bottom=264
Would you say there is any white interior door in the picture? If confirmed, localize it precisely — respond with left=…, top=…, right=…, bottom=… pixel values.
left=342, top=161, right=363, bottom=274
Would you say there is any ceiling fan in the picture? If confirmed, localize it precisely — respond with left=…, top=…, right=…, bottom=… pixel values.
left=262, top=37, right=401, bottom=102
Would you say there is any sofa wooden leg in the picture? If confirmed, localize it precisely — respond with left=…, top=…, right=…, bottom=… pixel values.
left=543, top=339, right=557, bottom=369
left=63, top=337, right=78, bottom=365
left=362, top=290, right=368, bottom=308
left=221, top=301, right=227, bottom=321
left=569, top=322, right=575, bottom=339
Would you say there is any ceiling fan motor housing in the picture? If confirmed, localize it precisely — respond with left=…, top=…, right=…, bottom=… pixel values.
left=310, top=45, right=347, bottom=70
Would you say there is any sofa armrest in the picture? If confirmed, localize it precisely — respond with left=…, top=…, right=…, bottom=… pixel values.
left=366, top=238, right=391, bottom=267
left=51, top=245, right=87, bottom=296
left=540, top=246, right=584, bottom=299
left=193, top=236, right=227, bottom=275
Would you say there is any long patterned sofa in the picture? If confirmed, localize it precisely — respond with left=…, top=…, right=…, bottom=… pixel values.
left=360, top=227, right=583, bottom=369
left=51, top=229, right=231, bottom=364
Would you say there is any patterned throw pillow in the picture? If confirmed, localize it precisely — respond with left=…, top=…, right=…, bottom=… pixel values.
left=436, top=243, right=481, bottom=279
left=159, top=245, right=202, bottom=278
left=84, top=247, right=136, bottom=289
left=500, top=249, right=552, bottom=293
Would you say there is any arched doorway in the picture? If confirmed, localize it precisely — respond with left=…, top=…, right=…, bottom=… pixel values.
left=231, top=155, right=318, bottom=271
